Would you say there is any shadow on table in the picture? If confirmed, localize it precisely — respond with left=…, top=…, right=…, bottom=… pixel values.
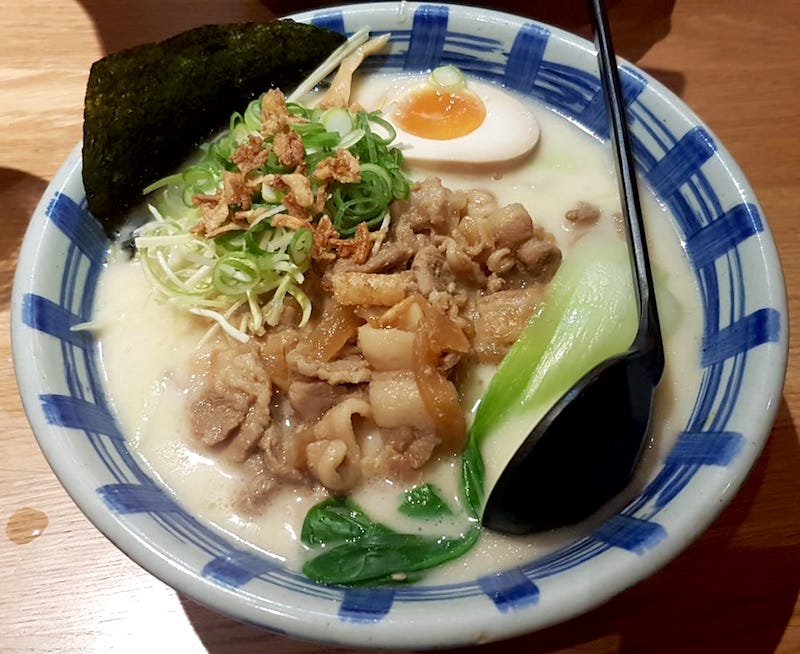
left=0, top=168, right=47, bottom=309
left=76, top=0, right=683, bottom=97
left=75, top=0, right=271, bottom=53
left=178, top=397, right=800, bottom=653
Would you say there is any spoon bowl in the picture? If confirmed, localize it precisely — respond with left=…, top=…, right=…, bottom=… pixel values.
left=483, top=345, right=662, bottom=534
left=482, top=0, right=665, bottom=534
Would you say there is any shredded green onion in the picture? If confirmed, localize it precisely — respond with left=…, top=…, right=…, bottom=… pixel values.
left=212, top=252, right=261, bottom=295
left=289, top=228, right=313, bottom=266
left=428, top=64, right=465, bottom=90
left=320, top=107, right=354, bottom=136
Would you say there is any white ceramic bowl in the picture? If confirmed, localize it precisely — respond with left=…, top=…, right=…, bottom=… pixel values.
left=11, top=3, right=788, bottom=649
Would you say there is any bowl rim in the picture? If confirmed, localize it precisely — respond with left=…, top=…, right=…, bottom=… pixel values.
left=11, top=2, right=789, bottom=648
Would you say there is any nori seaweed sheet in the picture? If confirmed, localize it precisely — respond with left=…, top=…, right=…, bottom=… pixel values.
left=82, top=20, right=345, bottom=235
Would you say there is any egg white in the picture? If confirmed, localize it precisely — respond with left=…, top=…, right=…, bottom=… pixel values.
left=352, top=73, right=540, bottom=165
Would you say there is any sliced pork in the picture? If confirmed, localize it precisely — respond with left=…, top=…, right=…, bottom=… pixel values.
left=188, top=177, right=562, bottom=507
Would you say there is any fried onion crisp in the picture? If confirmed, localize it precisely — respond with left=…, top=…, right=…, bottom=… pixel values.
left=231, top=135, right=271, bottom=174
left=273, top=131, right=305, bottom=168
left=192, top=170, right=260, bottom=237
left=314, top=149, right=361, bottom=184
left=271, top=213, right=314, bottom=232
left=260, top=88, right=291, bottom=138
left=308, top=216, right=372, bottom=264
left=335, top=221, right=372, bottom=264
left=312, top=216, right=339, bottom=261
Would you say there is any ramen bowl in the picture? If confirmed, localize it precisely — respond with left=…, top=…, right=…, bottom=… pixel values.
left=11, top=2, right=787, bottom=648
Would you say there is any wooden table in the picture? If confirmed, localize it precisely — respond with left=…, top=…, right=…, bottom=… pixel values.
left=2, top=1, right=798, bottom=652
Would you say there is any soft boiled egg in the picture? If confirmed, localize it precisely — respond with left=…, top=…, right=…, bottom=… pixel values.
left=353, top=65, right=540, bottom=166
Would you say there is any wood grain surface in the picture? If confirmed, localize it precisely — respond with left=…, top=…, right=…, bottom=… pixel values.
left=1, top=1, right=798, bottom=652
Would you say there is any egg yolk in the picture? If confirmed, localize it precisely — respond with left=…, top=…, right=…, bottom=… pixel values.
left=392, top=86, right=486, bottom=140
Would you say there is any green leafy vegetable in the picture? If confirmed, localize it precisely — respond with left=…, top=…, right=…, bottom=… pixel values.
left=303, top=531, right=479, bottom=586
left=461, top=437, right=486, bottom=518
left=301, top=497, right=477, bottom=586
left=398, top=483, right=452, bottom=519
left=83, top=21, right=346, bottom=234
left=462, top=233, right=638, bottom=515
left=300, top=497, right=392, bottom=547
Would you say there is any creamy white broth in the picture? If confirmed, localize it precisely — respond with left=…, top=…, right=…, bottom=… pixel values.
left=93, top=91, right=703, bottom=583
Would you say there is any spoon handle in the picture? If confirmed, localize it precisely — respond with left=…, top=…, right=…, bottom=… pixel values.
left=588, top=0, right=665, bottom=373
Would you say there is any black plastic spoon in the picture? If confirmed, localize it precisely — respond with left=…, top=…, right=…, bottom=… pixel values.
left=481, top=0, right=665, bottom=535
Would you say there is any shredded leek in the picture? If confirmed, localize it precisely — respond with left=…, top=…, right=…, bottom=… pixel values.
left=135, top=205, right=307, bottom=339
